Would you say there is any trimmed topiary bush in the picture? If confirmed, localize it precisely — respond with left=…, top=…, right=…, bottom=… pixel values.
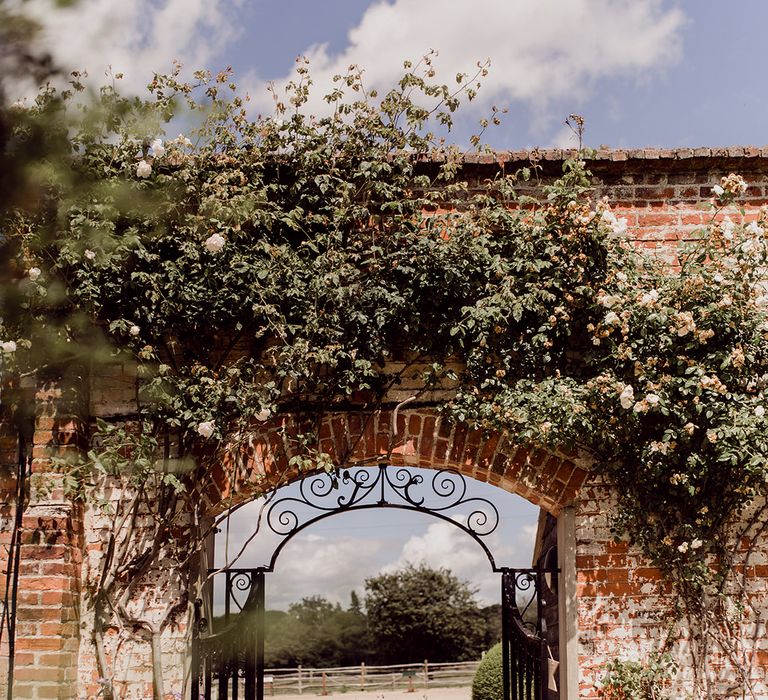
left=472, top=643, right=503, bottom=700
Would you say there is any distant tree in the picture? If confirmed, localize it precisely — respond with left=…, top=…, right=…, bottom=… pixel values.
left=364, top=564, right=485, bottom=663
left=339, top=590, right=370, bottom=661
left=349, top=589, right=363, bottom=615
left=480, top=604, right=502, bottom=648
left=265, top=595, right=371, bottom=667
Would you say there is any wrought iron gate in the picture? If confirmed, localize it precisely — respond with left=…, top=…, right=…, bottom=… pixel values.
left=191, top=465, right=559, bottom=700
left=501, top=568, right=558, bottom=700
left=191, top=570, right=265, bottom=700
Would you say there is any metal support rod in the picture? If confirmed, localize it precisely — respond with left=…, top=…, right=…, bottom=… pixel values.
left=537, top=568, right=547, bottom=699
left=501, top=570, right=511, bottom=700
left=4, top=437, right=28, bottom=700
left=191, top=599, right=202, bottom=700
left=244, top=572, right=256, bottom=700
left=218, top=571, right=231, bottom=699
left=255, top=569, right=266, bottom=700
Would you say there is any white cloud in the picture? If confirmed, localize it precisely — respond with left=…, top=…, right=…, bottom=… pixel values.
left=548, top=124, right=581, bottom=149
left=267, top=533, right=384, bottom=609
left=246, top=0, right=685, bottom=118
left=382, top=519, right=538, bottom=606
left=12, top=0, right=243, bottom=94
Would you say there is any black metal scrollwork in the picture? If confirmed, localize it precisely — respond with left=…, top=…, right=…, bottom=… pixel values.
left=264, top=464, right=501, bottom=570
left=227, top=569, right=257, bottom=614
left=511, top=570, right=540, bottom=635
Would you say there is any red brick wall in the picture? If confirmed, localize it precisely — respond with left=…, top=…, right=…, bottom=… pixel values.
left=4, top=149, right=768, bottom=699
left=0, top=382, right=86, bottom=700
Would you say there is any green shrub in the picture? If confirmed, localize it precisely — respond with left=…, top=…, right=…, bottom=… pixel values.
left=600, top=653, right=677, bottom=699
left=472, top=643, right=503, bottom=700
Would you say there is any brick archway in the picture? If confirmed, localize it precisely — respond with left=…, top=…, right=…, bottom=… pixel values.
left=202, top=407, right=590, bottom=518
left=197, top=406, right=582, bottom=700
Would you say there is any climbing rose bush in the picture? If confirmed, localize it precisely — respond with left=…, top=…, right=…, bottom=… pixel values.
left=1, top=57, right=767, bottom=696
left=2, top=63, right=767, bottom=590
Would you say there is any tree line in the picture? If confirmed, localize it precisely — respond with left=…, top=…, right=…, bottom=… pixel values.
left=237, top=564, right=501, bottom=667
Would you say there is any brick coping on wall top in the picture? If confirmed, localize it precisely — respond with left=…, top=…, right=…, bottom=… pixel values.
left=456, top=146, right=768, bottom=165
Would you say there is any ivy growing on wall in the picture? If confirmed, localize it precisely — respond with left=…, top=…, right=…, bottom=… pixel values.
left=2, top=55, right=768, bottom=697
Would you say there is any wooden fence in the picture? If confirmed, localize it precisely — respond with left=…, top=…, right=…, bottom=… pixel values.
left=262, top=660, right=480, bottom=695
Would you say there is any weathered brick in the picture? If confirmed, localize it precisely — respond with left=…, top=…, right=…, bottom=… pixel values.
left=14, top=151, right=768, bottom=700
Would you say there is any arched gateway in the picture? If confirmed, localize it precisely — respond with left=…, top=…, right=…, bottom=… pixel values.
left=193, top=462, right=562, bottom=700
left=191, top=406, right=587, bottom=700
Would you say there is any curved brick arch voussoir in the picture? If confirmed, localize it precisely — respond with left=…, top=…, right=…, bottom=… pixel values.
left=201, top=408, right=590, bottom=517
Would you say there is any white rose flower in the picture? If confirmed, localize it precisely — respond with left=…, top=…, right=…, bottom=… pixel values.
left=690, top=538, right=703, bottom=550
left=722, top=173, right=748, bottom=195
left=84, top=249, right=96, bottom=260
left=619, top=385, right=634, bottom=410
left=149, top=138, right=165, bottom=158
left=136, top=160, right=152, bottom=178
left=720, top=217, right=735, bottom=240
left=755, top=406, right=765, bottom=418
left=1, top=340, right=17, bottom=353
left=677, top=541, right=690, bottom=553
left=645, top=393, right=660, bottom=405
left=674, top=311, right=695, bottom=337
left=205, top=233, right=226, bottom=254
left=604, top=311, right=621, bottom=327
left=602, top=210, right=628, bottom=236
left=611, top=217, right=628, bottom=236
left=197, top=421, right=215, bottom=439
left=129, top=325, right=140, bottom=336
left=255, top=408, right=271, bottom=422
left=28, top=267, right=41, bottom=281
left=639, top=289, right=659, bottom=307
left=712, top=184, right=725, bottom=197
left=166, top=150, right=185, bottom=167
left=616, top=272, right=628, bottom=283
left=748, top=220, right=764, bottom=237
left=598, top=294, right=618, bottom=308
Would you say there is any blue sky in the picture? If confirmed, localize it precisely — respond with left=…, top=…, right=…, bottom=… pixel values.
left=19, top=0, right=768, bottom=609
left=19, top=1, right=768, bottom=150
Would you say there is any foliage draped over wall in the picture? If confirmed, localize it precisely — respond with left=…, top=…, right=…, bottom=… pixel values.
left=3, top=54, right=768, bottom=697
